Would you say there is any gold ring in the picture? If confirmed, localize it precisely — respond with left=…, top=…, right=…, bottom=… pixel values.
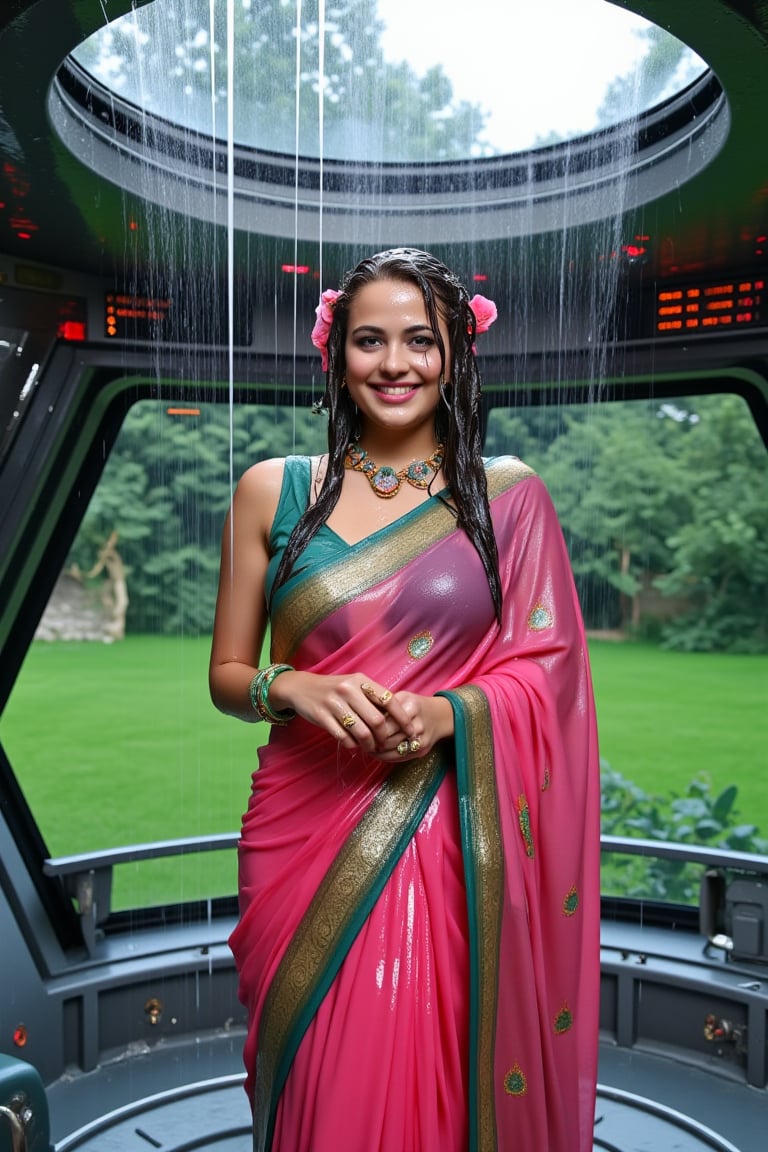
left=379, top=689, right=392, bottom=705
left=341, top=712, right=358, bottom=729
left=408, top=739, right=421, bottom=753
left=360, top=682, right=375, bottom=696
left=397, top=740, right=409, bottom=756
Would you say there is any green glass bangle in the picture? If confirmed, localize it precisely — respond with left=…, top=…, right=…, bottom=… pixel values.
left=248, top=663, right=296, bottom=725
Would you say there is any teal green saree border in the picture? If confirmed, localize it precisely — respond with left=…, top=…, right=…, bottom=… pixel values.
left=438, top=685, right=503, bottom=1152
left=252, top=750, right=448, bottom=1152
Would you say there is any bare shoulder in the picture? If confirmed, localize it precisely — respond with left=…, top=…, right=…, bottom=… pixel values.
left=232, top=457, right=287, bottom=539
left=238, top=456, right=286, bottom=497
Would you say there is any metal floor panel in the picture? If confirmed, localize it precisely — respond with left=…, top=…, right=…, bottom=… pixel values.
left=48, top=1066, right=764, bottom=1152
left=54, top=1078, right=250, bottom=1152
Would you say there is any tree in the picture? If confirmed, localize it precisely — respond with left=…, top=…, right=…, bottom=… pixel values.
left=74, top=0, right=488, bottom=161
left=65, top=393, right=767, bottom=648
left=539, top=403, right=688, bottom=630
left=595, top=23, right=691, bottom=128
left=65, top=399, right=327, bottom=636
left=656, top=395, right=768, bottom=652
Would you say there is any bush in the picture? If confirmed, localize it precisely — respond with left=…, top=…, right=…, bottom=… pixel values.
left=600, top=763, right=768, bottom=903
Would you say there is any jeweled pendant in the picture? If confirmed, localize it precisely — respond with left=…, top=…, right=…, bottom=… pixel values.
left=371, top=467, right=401, bottom=497
left=405, top=460, right=432, bottom=486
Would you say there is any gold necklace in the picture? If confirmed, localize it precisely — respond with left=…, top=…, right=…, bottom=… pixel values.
left=344, top=442, right=444, bottom=499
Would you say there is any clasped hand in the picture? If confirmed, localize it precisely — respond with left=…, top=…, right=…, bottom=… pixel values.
left=270, top=670, right=452, bottom=760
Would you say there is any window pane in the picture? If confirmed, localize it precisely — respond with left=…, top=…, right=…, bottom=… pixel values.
left=71, top=0, right=707, bottom=161
left=487, top=393, right=768, bottom=904
left=3, top=392, right=765, bottom=913
left=1, top=399, right=327, bottom=911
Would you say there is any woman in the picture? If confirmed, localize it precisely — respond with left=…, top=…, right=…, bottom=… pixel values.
left=209, top=248, right=600, bottom=1152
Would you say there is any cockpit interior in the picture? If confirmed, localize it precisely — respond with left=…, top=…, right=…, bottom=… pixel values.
left=1, top=2, right=768, bottom=1149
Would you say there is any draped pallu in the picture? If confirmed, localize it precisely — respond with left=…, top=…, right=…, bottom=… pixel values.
left=230, top=456, right=600, bottom=1152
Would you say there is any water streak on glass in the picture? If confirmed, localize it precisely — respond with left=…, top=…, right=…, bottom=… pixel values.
left=70, top=0, right=707, bottom=161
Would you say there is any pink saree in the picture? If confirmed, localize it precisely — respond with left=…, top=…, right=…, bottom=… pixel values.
left=230, top=456, right=600, bottom=1152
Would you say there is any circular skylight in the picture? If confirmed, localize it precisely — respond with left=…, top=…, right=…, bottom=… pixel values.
left=71, top=0, right=707, bottom=163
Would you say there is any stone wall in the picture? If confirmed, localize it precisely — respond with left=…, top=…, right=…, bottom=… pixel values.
left=35, top=572, right=125, bottom=643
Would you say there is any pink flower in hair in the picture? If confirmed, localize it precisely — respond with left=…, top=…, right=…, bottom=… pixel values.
left=469, top=294, right=498, bottom=334
left=468, top=293, right=497, bottom=354
left=311, top=288, right=342, bottom=372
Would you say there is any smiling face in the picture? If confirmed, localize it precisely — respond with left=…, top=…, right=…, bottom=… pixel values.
left=343, top=277, right=450, bottom=442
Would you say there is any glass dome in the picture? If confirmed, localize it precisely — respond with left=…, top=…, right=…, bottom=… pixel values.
left=71, top=0, right=708, bottom=162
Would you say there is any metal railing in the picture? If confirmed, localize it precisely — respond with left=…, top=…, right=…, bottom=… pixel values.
left=44, top=833, right=768, bottom=956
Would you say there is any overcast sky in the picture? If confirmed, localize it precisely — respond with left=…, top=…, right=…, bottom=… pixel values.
left=376, top=0, right=704, bottom=151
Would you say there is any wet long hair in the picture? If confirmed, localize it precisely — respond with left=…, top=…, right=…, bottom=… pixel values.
left=271, top=247, right=502, bottom=621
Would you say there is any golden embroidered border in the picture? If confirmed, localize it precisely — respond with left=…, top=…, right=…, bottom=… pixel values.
left=271, top=457, right=535, bottom=661
left=270, top=499, right=455, bottom=661
left=452, top=683, right=504, bottom=1152
left=252, top=750, right=445, bottom=1152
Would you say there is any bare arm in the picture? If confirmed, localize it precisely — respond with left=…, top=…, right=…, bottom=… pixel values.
left=209, top=458, right=283, bottom=722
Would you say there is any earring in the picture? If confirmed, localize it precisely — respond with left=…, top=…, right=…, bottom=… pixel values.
left=439, top=376, right=452, bottom=410
left=341, top=377, right=348, bottom=390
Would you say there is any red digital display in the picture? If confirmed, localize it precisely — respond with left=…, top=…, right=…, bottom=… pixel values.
left=105, top=292, right=171, bottom=338
left=654, top=278, right=764, bottom=335
left=103, top=288, right=252, bottom=344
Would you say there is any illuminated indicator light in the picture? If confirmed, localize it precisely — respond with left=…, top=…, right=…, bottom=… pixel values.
left=738, top=296, right=754, bottom=306
left=705, top=300, right=733, bottom=311
left=757, top=235, right=767, bottom=242
left=658, top=305, right=683, bottom=315
left=115, top=307, right=167, bottom=320
left=128, top=221, right=139, bottom=231
left=634, top=234, right=650, bottom=241
left=756, top=280, right=765, bottom=289
left=13, top=1025, right=28, bottom=1047
left=736, top=313, right=754, bottom=323
left=756, top=249, right=764, bottom=257
left=113, top=294, right=169, bottom=308
left=738, top=282, right=753, bottom=291
left=685, top=289, right=701, bottom=298
left=685, top=319, right=700, bottom=328
left=657, top=321, right=683, bottom=330
left=703, top=284, right=734, bottom=296
left=685, top=304, right=700, bottom=313
left=622, top=245, right=646, bottom=257
left=658, top=291, right=683, bottom=301
left=473, top=273, right=488, bottom=281
left=167, top=407, right=201, bottom=416
left=58, top=320, right=87, bottom=341
left=17, top=232, right=31, bottom=240
left=281, top=264, right=310, bottom=273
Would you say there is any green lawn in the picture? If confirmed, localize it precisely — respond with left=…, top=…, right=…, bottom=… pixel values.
left=589, top=639, right=768, bottom=824
left=1, top=637, right=259, bottom=908
left=1, top=636, right=765, bottom=908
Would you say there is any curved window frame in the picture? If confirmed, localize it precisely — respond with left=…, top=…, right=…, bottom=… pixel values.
left=49, top=57, right=727, bottom=244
